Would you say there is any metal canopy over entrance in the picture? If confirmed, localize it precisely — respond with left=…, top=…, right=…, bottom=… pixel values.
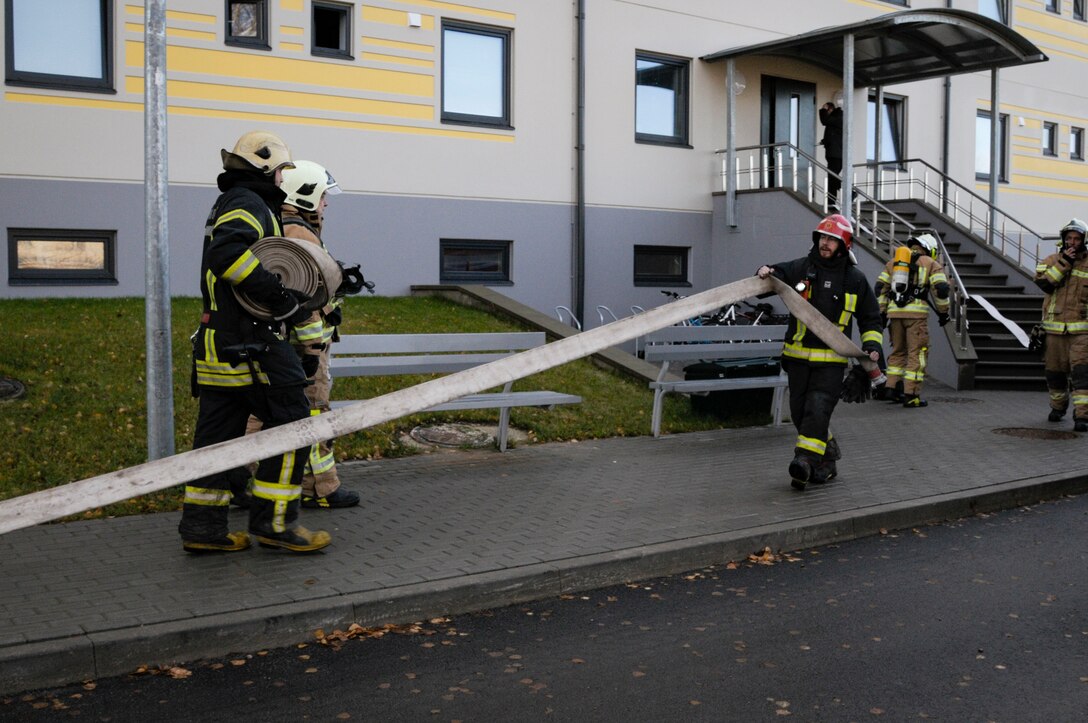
left=701, top=9, right=1047, bottom=229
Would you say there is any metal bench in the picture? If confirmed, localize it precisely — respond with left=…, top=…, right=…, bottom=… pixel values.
left=329, top=331, right=582, bottom=451
left=642, top=324, right=789, bottom=437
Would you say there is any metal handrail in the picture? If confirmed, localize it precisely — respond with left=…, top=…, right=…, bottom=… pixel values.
left=715, top=143, right=971, bottom=350
left=854, top=157, right=1048, bottom=273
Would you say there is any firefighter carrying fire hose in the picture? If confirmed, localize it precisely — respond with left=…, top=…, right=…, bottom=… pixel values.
left=873, top=232, right=951, bottom=408
left=1033, top=218, right=1088, bottom=432
left=756, top=213, right=885, bottom=491
left=179, top=131, right=331, bottom=554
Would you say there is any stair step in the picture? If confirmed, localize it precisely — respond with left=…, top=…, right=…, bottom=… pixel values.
left=972, top=376, right=1047, bottom=391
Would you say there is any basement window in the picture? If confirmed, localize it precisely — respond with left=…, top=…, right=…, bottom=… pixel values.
left=440, top=239, right=512, bottom=284
left=634, top=245, right=689, bottom=286
left=8, top=229, right=117, bottom=286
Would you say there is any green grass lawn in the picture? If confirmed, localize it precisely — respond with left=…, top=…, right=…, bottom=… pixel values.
left=0, top=295, right=767, bottom=519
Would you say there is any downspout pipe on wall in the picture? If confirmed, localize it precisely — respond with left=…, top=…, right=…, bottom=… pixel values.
left=941, top=0, right=952, bottom=215
left=574, top=0, right=586, bottom=324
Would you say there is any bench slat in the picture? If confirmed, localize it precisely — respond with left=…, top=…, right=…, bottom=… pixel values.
left=643, top=341, right=783, bottom=362
left=333, top=331, right=545, bottom=355
left=330, top=390, right=582, bottom=412
left=330, top=353, right=511, bottom=377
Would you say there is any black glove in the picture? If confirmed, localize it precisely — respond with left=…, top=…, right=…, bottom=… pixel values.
left=299, top=353, right=320, bottom=378
left=937, top=312, right=950, bottom=327
left=284, top=289, right=314, bottom=327
left=840, top=365, right=872, bottom=404
left=324, top=307, right=343, bottom=327
left=880, top=312, right=888, bottom=329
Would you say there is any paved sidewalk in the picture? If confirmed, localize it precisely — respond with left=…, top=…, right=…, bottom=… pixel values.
left=2, top=386, right=1086, bottom=694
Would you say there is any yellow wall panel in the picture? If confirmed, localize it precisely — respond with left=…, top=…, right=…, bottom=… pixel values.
left=1015, top=154, right=1085, bottom=176
left=362, top=37, right=434, bottom=54
left=361, top=52, right=434, bottom=68
left=124, top=4, right=143, bottom=17
left=363, top=6, right=435, bottom=30
left=281, top=0, right=304, bottom=11
left=125, top=22, right=144, bottom=33
left=281, top=26, right=305, bottom=36
left=410, top=0, right=515, bottom=22
left=280, top=42, right=305, bottom=52
left=126, top=41, right=433, bottom=98
left=6, top=92, right=142, bottom=112
left=166, top=10, right=216, bottom=24
left=168, top=27, right=218, bottom=41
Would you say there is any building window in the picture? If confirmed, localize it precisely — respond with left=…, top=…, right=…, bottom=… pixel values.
left=634, top=245, right=689, bottom=286
left=439, top=239, right=512, bottom=284
left=5, top=0, right=113, bottom=92
left=635, top=52, right=690, bottom=147
left=8, top=229, right=117, bottom=286
left=1045, top=0, right=1060, bottom=13
left=1042, top=121, right=1058, bottom=156
left=225, top=0, right=269, bottom=49
left=978, top=0, right=1008, bottom=23
left=441, top=21, right=511, bottom=128
left=1076, top=0, right=1085, bottom=21
left=1071, top=127, right=1084, bottom=161
left=867, top=93, right=905, bottom=165
left=975, top=111, right=1009, bottom=182
left=312, top=1, right=351, bottom=59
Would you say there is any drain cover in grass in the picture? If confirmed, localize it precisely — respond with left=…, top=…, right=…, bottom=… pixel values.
left=410, top=423, right=494, bottom=448
left=0, top=376, right=25, bottom=402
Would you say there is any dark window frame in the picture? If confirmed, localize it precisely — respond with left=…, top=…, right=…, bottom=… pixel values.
left=633, top=245, right=690, bottom=287
left=8, top=228, right=118, bottom=286
left=225, top=0, right=270, bottom=50
left=439, top=239, right=512, bottom=285
left=634, top=50, right=691, bottom=148
left=978, top=0, right=1009, bottom=24
left=441, top=20, right=512, bottom=129
left=1075, top=0, right=1085, bottom=21
left=975, top=110, right=1010, bottom=183
left=1045, top=0, right=1060, bottom=14
left=312, top=1, right=353, bottom=60
left=1043, top=121, right=1059, bottom=157
left=1071, top=127, right=1084, bottom=161
left=5, top=0, right=114, bottom=93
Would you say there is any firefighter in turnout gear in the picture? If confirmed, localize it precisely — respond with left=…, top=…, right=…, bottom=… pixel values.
left=179, top=131, right=332, bottom=554
left=873, top=232, right=951, bottom=408
left=757, top=214, right=884, bottom=490
left=240, top=160, right=361, bottom=509
left=1033, top=218, right=1088, bottom=432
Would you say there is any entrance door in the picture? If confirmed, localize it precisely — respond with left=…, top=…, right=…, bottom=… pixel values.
left=760, top=75, right=817, bottom=194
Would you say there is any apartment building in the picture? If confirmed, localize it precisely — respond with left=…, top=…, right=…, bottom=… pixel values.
left=2, top=1, right=1084, bottom=335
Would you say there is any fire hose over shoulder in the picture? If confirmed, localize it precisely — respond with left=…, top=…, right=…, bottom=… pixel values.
left=233, top=236, right=343, bottom=320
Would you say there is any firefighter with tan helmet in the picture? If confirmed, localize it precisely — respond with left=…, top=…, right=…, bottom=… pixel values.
left=873, top=232, right=951, bottom=408
left=179, top=130, right=332, bottom=554
left=757, top=213, right=885, bottom=491
left=1033, top=218, right=1088, bottom=432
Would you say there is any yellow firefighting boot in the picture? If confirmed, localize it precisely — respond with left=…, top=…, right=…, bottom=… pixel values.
left=252, top=526, right=331, bottom=552
left=182, top=532, right=251, bottom=554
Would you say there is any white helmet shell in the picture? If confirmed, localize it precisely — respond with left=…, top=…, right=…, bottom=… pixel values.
left=1060, top=218, right=1087, bottom=241
left=221, top=130, right=293, bottom=175
left=280, top=160, right=341, bottom=211
left=909, top=232, right=939, bottom=257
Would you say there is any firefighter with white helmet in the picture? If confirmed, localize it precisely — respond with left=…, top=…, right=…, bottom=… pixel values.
left=238, top=160, right=361, bottom=510
left=873, top=231, right=951, bottom=407
left=757, top=213, right=884, bottom=490
left=1033, top=218, right=1088, bottom=431
left=179, top=130, right=332, bottom=554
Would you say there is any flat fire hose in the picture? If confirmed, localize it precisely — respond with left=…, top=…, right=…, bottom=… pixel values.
left=0, top=275, right=872, bottom=535
left=233, top=236, right=343, bottom=319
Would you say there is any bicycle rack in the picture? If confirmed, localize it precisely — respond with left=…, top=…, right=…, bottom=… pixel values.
left=554, top=306, right=582, bottom=330
left=596, top=305, right=619, bottom=325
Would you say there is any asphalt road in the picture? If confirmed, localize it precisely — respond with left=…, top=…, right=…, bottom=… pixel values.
left=5, top=494, right=1086, bottom=722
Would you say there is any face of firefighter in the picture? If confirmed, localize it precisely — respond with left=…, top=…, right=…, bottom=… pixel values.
left=817, top=233, right=841, bottom=259
left=274, top=167, right=284, bottom=187
left=1064, top=231, right=1085, bottom=251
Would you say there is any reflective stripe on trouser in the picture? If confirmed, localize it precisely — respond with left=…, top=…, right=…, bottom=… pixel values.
left=884, top=317, right=929, bottom=395
left=1071, top=334, right=1088, bottom=421
left=1044, top=334, right=1073, bottom=412
left=302, top=349, right=341, bottom=498
left=179, top=383, right=311, bottom=542
left=782, top=359, right=843, bottom=461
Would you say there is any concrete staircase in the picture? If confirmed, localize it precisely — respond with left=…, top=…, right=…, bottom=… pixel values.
left=860, top=200, right=1045, bottom=392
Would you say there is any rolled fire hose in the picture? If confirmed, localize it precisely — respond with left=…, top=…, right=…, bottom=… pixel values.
left=233, top=236, right=343, bottom=320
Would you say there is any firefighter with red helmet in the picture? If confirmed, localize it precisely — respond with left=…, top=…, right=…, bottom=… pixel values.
left=757, top=213, right=884, bottom=490
left=1033, top=218, right=1088, bottom=431
left=873, top=232, right=951, bottom=407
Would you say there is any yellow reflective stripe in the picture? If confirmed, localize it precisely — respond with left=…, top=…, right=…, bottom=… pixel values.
left=930, top=271, right=948, bottom=285
left=222, top=249, right=260, bottom=284
left=205, top=269, right=219, bottom=311
left=1045, top=265, right=1065, bottom=283
left=1066, top=321, right=1088, bottom=332
left=321, top=326, right=337, bottom=344
left=862, top=330, right=883, bottom=345
left=836, top=293, right=857, bottom=329
left=796, top=436, right=826, bottom=455
left=792, top=320, right=807, bottom=343
left=886, top=364, right=906, bottom=376
left=215, top=208, right=263, bottom=235
left=1043, top=320, right=1066, bottom=333
left=888, top=299, right=930, bottom=314
left=292, top=320, right=324, bottom=342
left=1072, top=393, right=1088, bottom=405
left=1073, top=269, right=1088, bottom=279
left=782, top=342, right=849, bottom=363
left=251, top=478, right=301, bottom=502
left=271, top=216, right=282, bottom=236
left=204, top=328, right=218, bottom=363
left=183, top=486, right=231, bottom=507
left=309, top=448, right=336, bottom=474
left=877, top=271, right=891, bottom=284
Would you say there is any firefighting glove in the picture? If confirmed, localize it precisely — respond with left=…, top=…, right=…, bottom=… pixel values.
left=324, top=307, right=343, bottom=327
left=937, top=312, right=950, bottom=327
left=299, top=353, right=320, bottom=378
left=880, top=312, right=888, bottom=329
left=284, top=289, right=315, bottom=328
left=840, top=364, right=872, bottom=404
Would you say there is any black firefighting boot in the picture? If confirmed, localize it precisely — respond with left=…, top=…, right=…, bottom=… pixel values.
left=885, top=380, right=904, bottom=403
left=1075, top=419, right=1088, bottom=433
left=252, top=526, right=332, bottom=552
left=1049, top=408, right=1067, bottom=422
left=812, top=438, right=840, bottom=484
left=789, top=454, right=816, bottom=491
left=301, top=488, right=360, bottom=509
left=902, top=394, right=928, bottom=408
